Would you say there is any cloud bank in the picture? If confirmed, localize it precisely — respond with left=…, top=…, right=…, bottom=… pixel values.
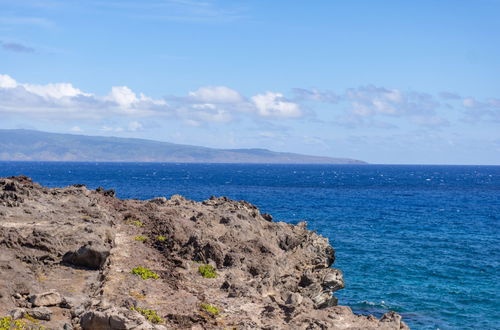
left=1, top=74, right=496, bottom=130
left=0, top=74, right=303, bottom=125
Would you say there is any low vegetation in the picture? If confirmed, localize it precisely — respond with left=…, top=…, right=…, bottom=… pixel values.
left=131, top=307, right=163, bottom=324
left=156, top=235, right=167, bottom=242
left=198, top=264, right=217, bottom=278
left=126, top=220, right=144, bottom=227
left=200, top=303, right=220, bottom=316
left=0, top=316, right=45, bottom=330
left=134, top=235, right=148, bottom=242
left=131, top=266, right=159, bottom=280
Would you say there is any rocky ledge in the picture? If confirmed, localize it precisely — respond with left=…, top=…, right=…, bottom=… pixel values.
left=0, top=176, right=408, bottom=329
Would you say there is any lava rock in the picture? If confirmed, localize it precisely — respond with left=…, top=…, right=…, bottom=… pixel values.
left=9, top=308, right=25, bottom=320
left=63, top=242, right=110, bottom=269
left=30, top=291, right=62, bottom=307
left=29, top=307, right=52, bottom=321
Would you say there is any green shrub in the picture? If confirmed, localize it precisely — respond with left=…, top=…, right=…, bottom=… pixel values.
left=131, top=266, right=159, bottom=280
left=198, top=264, right=217, bottom=278
left=0, top=316, right=45, bottom=330
left=200, top=303, right=220, bottom=316
left=156, top=235, right=167, bottom=242
left=126, top=220, right=144, bottom=227
left=131, top=307, right=163, bottom=324
left=134, top=235, right=148, bottom=242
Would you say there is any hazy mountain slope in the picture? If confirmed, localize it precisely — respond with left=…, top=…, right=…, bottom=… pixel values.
left=0, top=129, right=366, bottom=164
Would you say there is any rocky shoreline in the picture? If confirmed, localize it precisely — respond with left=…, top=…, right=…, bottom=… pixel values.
left=0, top=176, right=408, bottom=329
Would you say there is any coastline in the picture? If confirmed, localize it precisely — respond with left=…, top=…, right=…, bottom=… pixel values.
left=0, top=176, right=408, bottom=329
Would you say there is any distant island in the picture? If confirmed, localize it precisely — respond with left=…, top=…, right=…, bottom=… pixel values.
left=0, top=129, right=366, bottom=164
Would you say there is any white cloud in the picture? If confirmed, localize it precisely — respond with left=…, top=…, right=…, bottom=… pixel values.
left=70, top=126, right=83, bottom=132
left=128, top=121, right=143, bottom=131
left=106, top=86, right=166, bottom=108
left=178, top=104, right=232, bottom=123
left=3, top=73, right=470, bottom=131
left=292, top=88, right=339, bottom=103
left=107, top=86, right=138, bottom=107
left=0, top=74, right=18, bottom=88
left=0, top=74, right=306, bottom=125
left=0, top=74, right=168, bottom=118
left=100, top=126, right=124, bottom=132
left=251, top=92, right=302, bottom=118
left=192, top=103, right=217, bottom=110
left=344, top=86, right=441, bottom=123
left=461, top=97, right=500, bottom=122
left=189, top=86, right=243, bottom=103
left=23, top=82, right=89, bottom=99
left=1, top=74, right=89, bottom=99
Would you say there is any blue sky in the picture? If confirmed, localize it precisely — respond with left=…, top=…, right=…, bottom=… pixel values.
left=1, top=0, right=499, bottom=164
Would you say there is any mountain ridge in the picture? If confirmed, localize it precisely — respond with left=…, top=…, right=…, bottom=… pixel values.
left=0, top=129, right=366, bottom=164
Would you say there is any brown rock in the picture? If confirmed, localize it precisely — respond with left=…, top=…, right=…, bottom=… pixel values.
left=30, top=291, right=62, bottom=307
left=29, top=307, right=52, bottom=321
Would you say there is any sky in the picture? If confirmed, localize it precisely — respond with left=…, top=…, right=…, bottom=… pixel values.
left=0, top=0, right=499, bottom=164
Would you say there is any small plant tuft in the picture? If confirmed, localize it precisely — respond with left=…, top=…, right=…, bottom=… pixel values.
left=23, top=313, right=38, bottom=324
left=131, top=307, right=163, bottom=324
left=156, top=235, right=167, bottom=242
left=131, top=266, right=159, bottom=280
left=134, top=235, right=148, bottom=242
left=126, top=220, right=144, bottom=227
left=200, top=303, right=220, bottom=316
left=0, top=316, right=46, bottom=330
left=198, top=264, right=217, bottom=278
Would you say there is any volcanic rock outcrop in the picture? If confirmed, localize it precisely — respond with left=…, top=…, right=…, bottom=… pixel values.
left=0, top=176, right=408, bottom=329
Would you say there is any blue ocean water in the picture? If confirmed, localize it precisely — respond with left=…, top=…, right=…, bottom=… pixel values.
left=0, top=162, right=498, bottom=330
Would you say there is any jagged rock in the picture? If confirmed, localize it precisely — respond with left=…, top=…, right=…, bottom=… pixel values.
left=60, top=296, right=84, bottom=309
left=150, top=197, right=167, bottom=205
left=63, top=323, right=73, bottom=330
left=63, top=243, right=110, bottom=269
left=381, top=311, right=404, bottom=324
left=80, top=308, right=155, bottom=330
left=261, top=213, right=273, bottom=221
left=322, top=269, right=344, bottom=291
left=9, top=308, right=25, bottom=320
left=285, top=292, right=304, bottom=306
left=29, top=307, right=52, bottom=320
left=29, top=291, right=62, bottom=307
left=312, top=291, right=338, bottom=309
left=96, top=187, right=116, bottom=197
left=80, top=310, right=110, bottom=329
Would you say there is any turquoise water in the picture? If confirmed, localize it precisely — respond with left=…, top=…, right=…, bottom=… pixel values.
left=0, top=162, right=499, bottom=329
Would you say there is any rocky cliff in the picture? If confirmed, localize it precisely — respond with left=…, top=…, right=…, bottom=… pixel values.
left=0, top=176, right=407, bottom=329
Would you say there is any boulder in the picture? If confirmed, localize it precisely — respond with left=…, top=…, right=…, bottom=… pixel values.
left=322, top=269, right=344, bottom=291
left=9, top=308, right=25, bottom=320
left=29, top=307, right=52, bottom=321
left=80, top=310, right=110, bottom=329
left=80, top=308, right=155, bottom=330
left=285, top=292, right=304, bottom=306
left=63, top=242, right=110, bottom=269
left=30, top=291, right=62, bottom=307
left=312, top=291, right=338, bottom=309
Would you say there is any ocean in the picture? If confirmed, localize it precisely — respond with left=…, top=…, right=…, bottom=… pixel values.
left=0, top=162, right=498, bottom=330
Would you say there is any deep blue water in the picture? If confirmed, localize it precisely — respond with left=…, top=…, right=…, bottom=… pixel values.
left=0, top=162, right=499, bottom=330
